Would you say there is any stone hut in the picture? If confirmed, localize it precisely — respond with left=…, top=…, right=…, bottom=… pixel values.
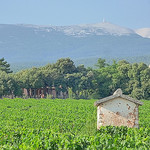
left=94, top=89, right=143, bottom=129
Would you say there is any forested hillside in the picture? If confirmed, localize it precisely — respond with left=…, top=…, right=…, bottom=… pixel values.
left=10, top=55, right=150, bottom=72
left=1, top=57, right=150, bottom=100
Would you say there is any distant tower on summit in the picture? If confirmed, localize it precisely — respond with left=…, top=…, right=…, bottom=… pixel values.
left=103, top=18, right=105, bottom=23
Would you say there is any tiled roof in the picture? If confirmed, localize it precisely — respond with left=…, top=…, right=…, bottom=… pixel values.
left=94, top=89, right=143, bottom=106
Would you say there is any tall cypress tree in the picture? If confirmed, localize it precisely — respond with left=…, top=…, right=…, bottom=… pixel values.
left=0, top=58, right=12, bottom=73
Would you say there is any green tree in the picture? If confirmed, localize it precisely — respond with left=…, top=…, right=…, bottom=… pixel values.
left=140, top=68, right=150, bottom=99
left=16, top=68, right=44, bottom=97
left=117, top=60, right=131, bottom=94
left=0, top=58, right=12, bottom=73
left=93, top=59, right=120, bottom=98
left=54, top=58, right=76, bottom=74
left=95, top=58, right=108, bottom=69
left=65, top=73, right=82, bottom=98
left=0, top=71, right=20, bottom=98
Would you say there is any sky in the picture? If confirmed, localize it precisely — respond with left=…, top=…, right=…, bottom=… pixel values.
left=0, top=0, right=150, bottom=29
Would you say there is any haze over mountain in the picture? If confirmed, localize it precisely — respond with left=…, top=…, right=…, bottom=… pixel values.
left=0, top=22, right=150, bottom=69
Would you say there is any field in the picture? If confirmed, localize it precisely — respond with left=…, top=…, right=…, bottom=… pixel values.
left=0, top=98, right=149, bottom=149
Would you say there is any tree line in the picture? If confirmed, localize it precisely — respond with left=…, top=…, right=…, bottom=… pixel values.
left=0, top=57, right=150, bottom=100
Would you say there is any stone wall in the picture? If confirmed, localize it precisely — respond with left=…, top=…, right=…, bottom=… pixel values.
left=97, top=98, right=139, bottom=129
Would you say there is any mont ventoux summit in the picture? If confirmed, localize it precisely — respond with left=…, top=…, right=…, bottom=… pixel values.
left=0, top=22, right=150, bottom=69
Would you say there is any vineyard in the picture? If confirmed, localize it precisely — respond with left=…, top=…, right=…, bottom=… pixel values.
left=0, top=98, right=149, bottom=149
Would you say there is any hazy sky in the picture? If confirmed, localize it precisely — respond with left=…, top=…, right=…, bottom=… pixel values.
left=0, top=0, right=150, bottom=29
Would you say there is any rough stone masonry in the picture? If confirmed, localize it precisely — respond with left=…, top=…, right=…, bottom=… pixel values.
left=94, top=89, right=143, bottom=129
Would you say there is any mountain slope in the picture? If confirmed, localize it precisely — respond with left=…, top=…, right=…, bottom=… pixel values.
left=0, top=22, right=150, bottom=64
left=135, top=28, right=150, bottom=38
left=53, top=22, right=135, bottom=37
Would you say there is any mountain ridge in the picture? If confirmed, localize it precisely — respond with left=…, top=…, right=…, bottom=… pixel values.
left=14, top=22, right=136, bottom=37
left=0, top=22, right=150, bottom=64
